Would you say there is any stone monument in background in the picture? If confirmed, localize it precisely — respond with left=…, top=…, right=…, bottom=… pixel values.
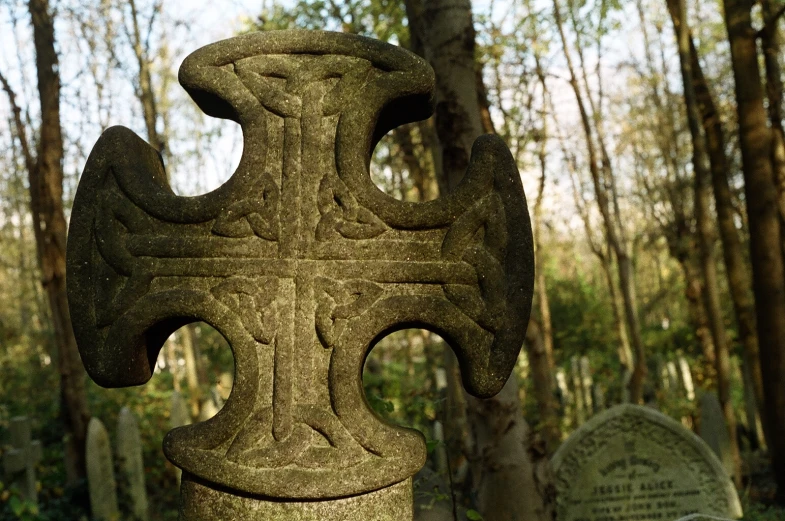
left=551, top=404, right=742, bottom=521
left=66, top=31, right=534, bottom=520
left=2, top=417, right=42, bottom=505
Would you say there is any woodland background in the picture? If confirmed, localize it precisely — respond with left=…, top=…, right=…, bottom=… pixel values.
left=1, top=0, right=785, bottom=519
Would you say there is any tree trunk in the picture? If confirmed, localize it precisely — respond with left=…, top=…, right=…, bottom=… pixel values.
left=405, top=0, right=557, bottom=517
left=761, top=0, right=785, bottom=229
left=467, top=375, right=557, bottom=521
left=532, top=142, right=560, bottom=449
left=128, top=0, right=166, bottom=155
left=559, top=120, right=634, bottom=395
left=687, top=24, right=765, bottom=428
left=667, top=0, right=742, bottom=486
left=126, top=0, right=206, bottom=413
left=723, top=0, right=785, bottom=502
left=552, top=0, right=646, bottom=403
left=17, top=0, right=91, bottom=485
left=525, top=320, right=561, bottom=451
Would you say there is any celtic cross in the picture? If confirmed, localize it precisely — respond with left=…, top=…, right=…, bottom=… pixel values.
left=67, top=31, right=534, bottom=520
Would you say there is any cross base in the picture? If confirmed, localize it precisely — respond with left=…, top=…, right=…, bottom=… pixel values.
left=179, top=473, right=413, bottom=521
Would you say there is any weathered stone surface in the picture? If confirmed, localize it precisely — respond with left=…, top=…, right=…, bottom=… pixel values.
left=116, top=407, right=149, bottom=521
left=2, top=417, right=42, bottom=504
left=552, top=404, right=742, bottom=521
left=67, top=30, right=533, bottom=518
left=181, top=474, right=413, bottom=520
left=86, top=417, right=120, bottom=521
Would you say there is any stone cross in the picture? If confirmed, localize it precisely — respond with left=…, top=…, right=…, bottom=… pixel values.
left=116, top=407, right=149, bottom=521
left=2, top=417, right=42, bottom=504
left=86, top=418, right=120, bottom=521
left=67, top=31, right=533, bottom=520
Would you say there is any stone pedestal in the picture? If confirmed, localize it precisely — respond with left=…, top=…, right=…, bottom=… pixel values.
left=180, top=474, right=412, bottom=521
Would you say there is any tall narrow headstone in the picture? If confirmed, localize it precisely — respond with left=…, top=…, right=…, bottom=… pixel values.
left=570, top=356, right=586, bottom=425
left=699, top=392, right=735, bottom=479
left=86, top=417, right=120, bottom=521
left=170, top=390, right=192, bottom=430
left=199, top=398, right=220, bottom=421
left=591, top=384, right=606, bottom=412
left=552, top=404, right=742, bottom=521
left=666, top=361, right=679, bottom=391
left=214, top=371, right=234, bottom=408
left=2, top=417, right=42, bottom=504
left=579, top=356, right=593, bottom=413
left=678, top=356, right=696, bottom=401
left=67, top=31, right=535, bottom=520
left=741, top=352, right=765, bottom=450
left=116, top=407, right=149, bottom=521
left=431, top=421, right=447, bottom=475
left=556, top=368, right=574, bottom=422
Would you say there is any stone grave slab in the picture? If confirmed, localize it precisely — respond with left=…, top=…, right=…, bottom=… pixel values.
left=66, top=30, right=534, bottom=520
left=117, top=407, right=149, bottom=521
left=699, top=392, right=734, bottom=479
left=86, top=417, right=120, bottom=521
left=551, top=404, right=742, bottom=521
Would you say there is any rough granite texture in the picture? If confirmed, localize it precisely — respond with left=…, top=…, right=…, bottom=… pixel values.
left=67, top=30, right=534, bottom=519
left=551, top=404, right=743, bottom=521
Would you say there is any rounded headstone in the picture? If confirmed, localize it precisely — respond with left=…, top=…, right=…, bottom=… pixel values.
left=551, top=404, right=742, bottom=521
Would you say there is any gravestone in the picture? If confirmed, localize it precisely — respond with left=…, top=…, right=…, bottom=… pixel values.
left=579, top=356, right=593, bottom=413
left=170, top=391, right=192, bottom=430
left=2, top=416, right=42, bottom=504
left=556, top=368, right=574, bottom=420
left=591, top=384, right=606, bottom=412
left=678, top=356, right=696, bottom=401
left=116, top=407, right=149, bottom=521
left=215, top=371, right=234, bottom=405
left=86, top=417, right=120, bottom=521
left=552, top=404, right=742, bottom=521
left=666, top=361, right=679, bottom=391
left=570, top=356, right=586, bottom=425
left=66, top=31, right=534, bottom=520
left=199, top=398, right=220, bottom=421
left=431, top=420, right=447, bottom=475
left=699, top=393, right=734, bottom=479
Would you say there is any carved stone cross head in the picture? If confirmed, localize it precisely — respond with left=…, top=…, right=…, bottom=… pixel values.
left=67, top=31, right=533, bottom=519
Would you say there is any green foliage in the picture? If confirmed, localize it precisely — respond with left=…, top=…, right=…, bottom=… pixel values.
left=741, top=502, right=785, bottom=521
left=248, top=0, right=408, bottom=44
left=362, top=329, right=442, bottom=434
left=0, top=479, right=89, bottom=521
left=466, top=509, right=484, bottom=520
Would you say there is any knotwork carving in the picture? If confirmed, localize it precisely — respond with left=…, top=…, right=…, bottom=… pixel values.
left=67, top=31, right=535, bottom=500
left=212, top=173, right=280, bottom=240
